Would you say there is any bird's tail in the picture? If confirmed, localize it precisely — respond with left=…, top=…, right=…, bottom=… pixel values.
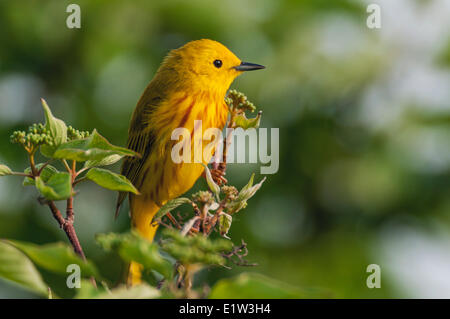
left=127, top=195, right=160, bottom=286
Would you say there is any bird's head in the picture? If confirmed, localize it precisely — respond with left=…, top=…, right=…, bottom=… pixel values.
left=163, top=39, right=265, bottom=94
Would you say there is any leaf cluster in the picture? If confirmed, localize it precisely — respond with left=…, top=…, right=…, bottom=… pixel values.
left=226, top=89, right=261, bottom=129
left=1, top=99, right=139, bottom=201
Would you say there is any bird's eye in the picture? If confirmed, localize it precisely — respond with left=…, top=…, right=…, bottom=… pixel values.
left=213, top=59, right=222, bottom=68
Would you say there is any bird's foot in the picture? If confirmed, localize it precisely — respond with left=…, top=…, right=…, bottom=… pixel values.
left=210, top=168, right=227, bottom=186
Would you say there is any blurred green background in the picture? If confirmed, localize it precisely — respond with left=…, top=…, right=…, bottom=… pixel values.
left=0, top=0, right=449, bottom=298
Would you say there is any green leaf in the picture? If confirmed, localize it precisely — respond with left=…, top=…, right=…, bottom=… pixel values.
left=8, top=240, right=100, bottom=278
left=96, top=232, right=173, bottom=280
left=35, top=172, right=72, bottom=201
left=160, top=229, right=232, bottom=265
left=84, top=154, right=123, bottom=168
left=237, top=173, right=266, bottom=202
left=202, top=164, right=220, bottom=199
left=234, top=111, right=262, bottom=129
left=23, top=164, right=58, bottom=186
left=75, top=281, right=160, bottom=299
left=240, top=173, right=255, bottom=195
left=0, top=240, right=48, bottom=296
left=53, top=129, right=138, bottom=162
left=54, top=147, right=114, bottom=162
left=86, top=168, right=139, bottom=194
left=225, top=173, right=266, bottom=214
left=218, top=213, right=232, bottom=238
left=118, top=238, right=174, bottom=280
left=209, top=272, right=322, bottom=299
left=72, top=279, right=101, bottom=299
left=40, top=98, right=68, bottom=157
left=152, top=197, right=192, bottom=222
left=0, top=164, right=12, bottom=176
left=100, top=284, right=160, bottom=299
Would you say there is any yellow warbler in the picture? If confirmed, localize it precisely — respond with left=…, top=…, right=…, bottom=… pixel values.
left=116, top=39, right=264, bottom=284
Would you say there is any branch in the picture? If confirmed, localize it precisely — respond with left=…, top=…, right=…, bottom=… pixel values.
left=62, top=219, right=86, bottom=261
left=222, top=240, right=257, bottom=267
left=217, top=119, right=232, bottom=176
left=37, top=160, right=52, bottom=175
left=32, top=156, right=87, bottom=262
left=44, top=200, right=86, bottom=260
left=45, top=200, right=65, bottom=227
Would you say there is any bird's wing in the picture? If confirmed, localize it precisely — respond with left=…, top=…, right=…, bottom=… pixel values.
left=115, top=95, right=163, bottom=218
left=115, top=64, right=180, bottom=218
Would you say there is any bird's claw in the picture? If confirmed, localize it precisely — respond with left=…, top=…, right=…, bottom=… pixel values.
left=210, top=168, right=227, bottom=186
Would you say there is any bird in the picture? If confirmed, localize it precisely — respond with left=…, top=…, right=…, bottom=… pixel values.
left=116, top=39, right=265, bottom=285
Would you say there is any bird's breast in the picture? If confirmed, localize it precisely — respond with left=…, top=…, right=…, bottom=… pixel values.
left=141, top=91, right=228, bottom=204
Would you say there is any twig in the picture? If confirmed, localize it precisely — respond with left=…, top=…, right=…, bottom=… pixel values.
left=29, top=153, right=38, bottom=176
left=46, top=200, right=65, bottom=227
left=166, top=212, right=182, bottom=229
left=205, top=201, right=226, bottom=236
left=66, top=197, right=74, bottom=223
left=45, top=200, right=85, bottom=259
left=201, top=204, right=208, bottom=235
left=222, top=240, right=257, bottom=267
left=72, top=176, right=86, bottom=186
left=37, top=160, right=52, bottom=175
left=158, top=219, right=173, bottom=229
left=217, top=112, right=235, bottom=175
left=191, top=202, right=201, bottom=216
left=11, top=172, right=33, bottom=177
left=62, top=218, right=86, bottom=260
left=62, top=159, right=71, bottom=173
left=31, top=155, right=87, bottom=262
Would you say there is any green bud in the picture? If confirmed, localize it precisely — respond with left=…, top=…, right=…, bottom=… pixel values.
left=0, top=164, right=13, bottom=176
left=10, top=130, right=27, bottom=145
left=67, top=125, right=91, bottom=140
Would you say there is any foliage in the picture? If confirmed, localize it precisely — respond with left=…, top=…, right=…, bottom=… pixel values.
left=0, top=240, right=48, bottom=297
left=0, top=91, right=313, bottom=299
left=209, top=273, right=327, bottom=299
left=4, top=99, right=139, bottom=201
left=7, top=240, right=100, bottom=278
left=0, top=99, right=142, bottom=296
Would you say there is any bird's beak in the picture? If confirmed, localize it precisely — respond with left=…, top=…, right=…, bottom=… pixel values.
left=234, top=61, right=265, bottom=71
